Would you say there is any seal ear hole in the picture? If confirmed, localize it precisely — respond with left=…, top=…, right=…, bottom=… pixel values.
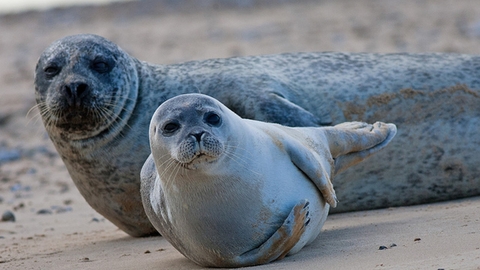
left=162, top=121, right=180, bottom=135
left=204, top=112, right=222, bottom=126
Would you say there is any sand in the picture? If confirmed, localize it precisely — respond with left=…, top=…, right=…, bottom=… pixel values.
left=1, top=0, right=480, bottom=269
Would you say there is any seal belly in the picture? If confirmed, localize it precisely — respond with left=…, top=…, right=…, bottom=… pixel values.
left=258, top=146, right=328, bottom=254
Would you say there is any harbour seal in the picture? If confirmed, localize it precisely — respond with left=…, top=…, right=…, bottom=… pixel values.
left=34, top=34, right=480, bottom=236
left=140, top=94, right=397, bottom=267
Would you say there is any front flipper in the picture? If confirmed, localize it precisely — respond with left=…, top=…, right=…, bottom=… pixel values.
left=232, top=200, right=310, bottom=267
left=324, top=122, right=397, bottom=174
left=255, top=92, right=332, bottom=126
left=229, top=91, right=331, bottom=127
left=283, top=135, right=338, bottom=207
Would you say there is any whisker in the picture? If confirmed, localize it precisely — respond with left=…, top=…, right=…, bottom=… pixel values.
left=26, top=103, right=41, bottom=118
left=193, top=85, right=202, bottom=94
left=164, top=160, right=182, bottom=190
left=157, top=154, right=177, bottom=168
left=171, top=161, right=183, bottom=188
left=101, top=94, right=137, bottom=103
left=221, top=143, right=262, bottom=176
left=26, top=107, right=44, bottom=126
left=159, top=158, right=179, bottom=189
left=223, top=151, right=262, bottom=177
left=98, top=103, right=133, bottom=132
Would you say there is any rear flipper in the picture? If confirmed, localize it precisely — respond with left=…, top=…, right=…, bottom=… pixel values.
left=231, top=200, right=310, bottom=267
left=324, top=122, right=397, bottom=174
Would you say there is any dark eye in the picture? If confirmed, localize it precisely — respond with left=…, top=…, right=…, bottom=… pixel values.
left=91, top=55, right=114, bottom=74
left=44, top=66, right=60, bottom=77
left=92, top=60, right=110, bottom=73
left=162, top=122, right=180, bottom=135
left=204, top=112, right=221, bottom=126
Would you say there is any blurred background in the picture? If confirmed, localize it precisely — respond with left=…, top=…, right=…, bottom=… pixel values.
left=0, top=0, right=133, bottom=14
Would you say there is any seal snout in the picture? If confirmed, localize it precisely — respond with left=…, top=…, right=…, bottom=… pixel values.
left=189, top=130, right=205, bottom=142
left=62, top=80, right=90, bottom=107
left=174, top=129, right=224, bottom=167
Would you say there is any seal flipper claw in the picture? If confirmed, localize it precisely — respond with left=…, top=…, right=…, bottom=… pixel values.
left=305, top=217, right=311, bottom=226
left=303, top=200, right=310, bottom=208
left=304, top=202, right=311, bottom=226
left=234, top=200, right=309, bottom=266
left=318, top=184, right=338, bottom=208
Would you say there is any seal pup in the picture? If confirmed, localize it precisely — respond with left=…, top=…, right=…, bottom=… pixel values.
left=35, top=34, right=480, bottom=236
left=140, top=94, right=397, bottom=267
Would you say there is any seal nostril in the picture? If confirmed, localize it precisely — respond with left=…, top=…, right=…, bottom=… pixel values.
left=192, top=132, right=204, bottom=142
left=63, top=85, right=75, bottom=106
left=76, top=83, right=89, bottom=99
left=64, top=85, right=73, bottom=99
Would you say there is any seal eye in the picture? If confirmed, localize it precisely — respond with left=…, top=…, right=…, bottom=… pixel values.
left=91, top=56, right=114, bottom=74
left=204, top=112, right=221, bottom=126
left=44, top=66, right=60, bottom=77
left=92, top=60, right=110, bottom=73
left=163, top=122, right=180, bottom=135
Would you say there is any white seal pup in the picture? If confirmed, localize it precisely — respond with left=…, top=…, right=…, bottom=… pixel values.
left=35, top=34, right=480, bottom=236
left=140, top=94, right=397, bottom=267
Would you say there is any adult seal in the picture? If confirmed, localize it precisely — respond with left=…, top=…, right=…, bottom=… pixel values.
left=140, top=94, right=397, bottom=267
left=35, top=34, right=480, bottom=236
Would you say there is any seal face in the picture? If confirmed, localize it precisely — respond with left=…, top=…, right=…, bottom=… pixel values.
left=35, top=34, right=138, bottom=139
left=154, top=98, right=225, bottom=169
left=141, top=94, right=397, bottom=267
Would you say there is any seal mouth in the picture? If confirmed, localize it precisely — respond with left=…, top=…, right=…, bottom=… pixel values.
left=34, top=104, right=108, bottom=136
left=175, top=135, right=224, bottom=169
left=52, top=108, right=103, bottom=128
left=180, top=153, right=219, bottom=170
left=60, top=111, right=91, bottom=124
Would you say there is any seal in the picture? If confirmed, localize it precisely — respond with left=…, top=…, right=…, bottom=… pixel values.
left=140, top=94, right=397, bottom=267
left=35, top=34, right=480, bottom=236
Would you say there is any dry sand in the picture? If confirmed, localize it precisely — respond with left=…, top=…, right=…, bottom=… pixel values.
left=1, top=0, right=480, bottom=269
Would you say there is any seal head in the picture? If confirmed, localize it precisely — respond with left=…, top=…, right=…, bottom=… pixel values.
left=151, top=95, right=226, bottom=171
left=34, top=34, right=138, bottom=140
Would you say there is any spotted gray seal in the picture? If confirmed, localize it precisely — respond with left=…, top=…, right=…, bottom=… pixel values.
left=140, top=94, right=397, bottom=267
left=34, top=34, right=480, bottom=236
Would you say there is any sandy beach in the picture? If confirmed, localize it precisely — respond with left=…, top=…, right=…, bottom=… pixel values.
left=1, top=0, right=480, bottom=269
